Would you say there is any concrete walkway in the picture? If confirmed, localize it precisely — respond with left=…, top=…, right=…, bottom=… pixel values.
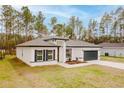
left=87, top=60, right=124, bottom=70
left=58, top=62, right=94, bottom=68
left=58, top=60, right=124, bottom=70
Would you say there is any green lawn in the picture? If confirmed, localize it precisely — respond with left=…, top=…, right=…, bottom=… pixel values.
left=0, top=56, right=124, bottom=88
left=101, top=56, right=124, bottom=63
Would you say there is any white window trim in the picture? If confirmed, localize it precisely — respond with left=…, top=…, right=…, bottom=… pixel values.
left=36, top=50, right=43, bottom=62
left=47, top=50, right=54, bottom=61
left=66, top=49, right=72, bottom=59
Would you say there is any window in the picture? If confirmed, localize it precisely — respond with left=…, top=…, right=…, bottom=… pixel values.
left=105, top=52, right=109, bottom=56
left=35, top=50, right=55, bottom=62
left=35, top=50, right=43, bottom=61
left=47, top=50, right=54, bottom=60
left=66, top=49, right=72, bottom=59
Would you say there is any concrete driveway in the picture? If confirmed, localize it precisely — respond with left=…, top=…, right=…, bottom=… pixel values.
left=87, top=60, right=124, bottom=70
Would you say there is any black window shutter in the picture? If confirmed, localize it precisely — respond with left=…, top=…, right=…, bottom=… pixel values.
left=46, top=50, right=48, bottom=61
left=43, top=50, right=45, bottom=61
left=53, top=50, right=55, bottom=60
left=35, top=50, right=37, bottom=62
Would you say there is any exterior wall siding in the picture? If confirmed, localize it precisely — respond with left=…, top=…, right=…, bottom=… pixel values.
left=16, top=47, right=32, bottom=65
left=16, top=46, right=101, bottom=66
left=16, top=47, right=58, bottom=66
left=71, top=48, right=84, bottom=61
left=70, top=47, right=100, bottom=61
left=100, top=47, right=124, bottom=57
left=57, top=40, right=66, bottom=63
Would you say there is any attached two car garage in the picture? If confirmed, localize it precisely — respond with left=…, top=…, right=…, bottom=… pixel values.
left=66, top=40, right=101, bottom=62
left=84, top=51, right=98, bottom=61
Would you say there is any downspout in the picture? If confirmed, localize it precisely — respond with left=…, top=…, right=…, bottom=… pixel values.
left=57, top=47, right=59, bottom=62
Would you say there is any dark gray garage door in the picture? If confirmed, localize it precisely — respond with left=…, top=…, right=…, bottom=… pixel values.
left=84, top=51, right=98, bottom=61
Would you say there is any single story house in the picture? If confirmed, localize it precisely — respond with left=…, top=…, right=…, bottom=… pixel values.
left=16, top=36, right=101, bottom=66
left=99, top=43, right=124, bottom=57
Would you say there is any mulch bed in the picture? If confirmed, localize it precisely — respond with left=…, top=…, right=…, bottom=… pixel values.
left=66, top=60, right=87, bottom=65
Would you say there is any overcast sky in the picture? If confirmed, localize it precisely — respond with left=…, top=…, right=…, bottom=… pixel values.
left=10, top=5, right=124, bottom=29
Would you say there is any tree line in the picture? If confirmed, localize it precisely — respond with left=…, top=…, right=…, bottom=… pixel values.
left=0, top=5, right=124, bottom=54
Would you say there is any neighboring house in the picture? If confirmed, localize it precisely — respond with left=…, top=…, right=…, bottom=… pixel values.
left=99, top=43, right=124, bottom=57
left=16, top=36, right=101, bottom=66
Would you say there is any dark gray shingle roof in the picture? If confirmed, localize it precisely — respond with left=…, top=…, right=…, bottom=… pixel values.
left=66, top=40, right=101, bottom=48
left=16, top=38, right=58, bottom=47
left=16, top=37, right=100, bottom=48
left=99, top=43, right=124, bottom=47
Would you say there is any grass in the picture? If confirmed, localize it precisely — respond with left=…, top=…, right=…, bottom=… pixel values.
left=101, top=56, right=124, bottom=63
left=0, top=56, right=124, bottom=87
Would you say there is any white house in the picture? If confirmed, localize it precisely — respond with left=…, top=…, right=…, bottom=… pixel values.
left=99, top=43, right=124, bottom=57
left=16, top=36, right=101, bottom=67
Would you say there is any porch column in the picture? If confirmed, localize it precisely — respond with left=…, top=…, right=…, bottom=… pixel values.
left=63, top=40, right=66, bottom=63
left=98, top=50, right=100, bottom=60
